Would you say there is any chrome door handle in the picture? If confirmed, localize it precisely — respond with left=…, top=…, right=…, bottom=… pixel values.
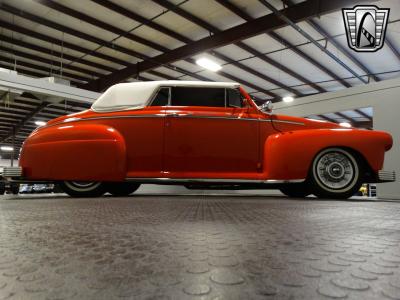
left=166, top=113, right=179, bottom=117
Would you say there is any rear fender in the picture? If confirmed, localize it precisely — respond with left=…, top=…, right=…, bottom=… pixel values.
left=264, top=129, right=393, bottom=180
left=20, top=123, right=126, bottom=181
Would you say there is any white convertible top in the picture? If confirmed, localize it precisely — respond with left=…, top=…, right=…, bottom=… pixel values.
left=91, top=81, right=240, bottom=112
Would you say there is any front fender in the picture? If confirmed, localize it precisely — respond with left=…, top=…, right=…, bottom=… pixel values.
left=20, top=123, right=126, bottom=181
left=264, top=129, right=393, bottom=180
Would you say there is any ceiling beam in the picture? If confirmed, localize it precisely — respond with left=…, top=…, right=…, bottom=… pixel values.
left=353, top=120, right=373, bottom=129
left=0, top=20, right=128, bottom=68
left=318, top=114, right=338, bottom=123
left=354, top=109, right=372, bottom=121
left=0, top=55, right=90, bottom=83
left=35, top=1, right=239, bottom=85
left=92, top=0, right=280, bottom=97
left=1, top=3, right=276, bottom=98
left=83, top=0, right=358, bottom=92
left=37, top=0, right=280, bottom=97
left=280, top=0, right=379, bottom=83
left=153, top=0, right=319, bottom=95
left=0, top=44, right=100, bottom=78
left=214, top=0, right=350, bottom=89
left=0, top=30, right=115, bottom=72
left=318, top=113, right=372, bottom=129
left=269, top=31, right=351, bottom=88
left=214, top=0, right=252, bottom=21
left=0, top=3, right=148, bottom=60
left=0, top=4, right=221, bottom=84
left=33, top=0, right=169, bottom=53
left=91, top=0, right=190, bottom=44
left=0, top=102, right=48, bottom=143
left=259, top=0, right=369, bottom=85
left=386, top=37, right=400, bottom=62
left=306, top=19, right=380, bottom=82
left=0, top=29, right=183, bottom=83
left=334, top=112, right=354, bottom=123
left=0, top=62, right=79, bottom=85
left=0, top=35, right=109, bottom=76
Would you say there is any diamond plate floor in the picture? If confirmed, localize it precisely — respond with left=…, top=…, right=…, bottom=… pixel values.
left=0, top=194, right=400, bottom=299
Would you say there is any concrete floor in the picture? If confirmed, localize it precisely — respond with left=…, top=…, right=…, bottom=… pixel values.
left=0, top=194, right=399, bottom=299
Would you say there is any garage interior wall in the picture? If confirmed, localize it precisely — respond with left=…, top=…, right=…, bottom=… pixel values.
left=273, top=77, right=400, bottom=200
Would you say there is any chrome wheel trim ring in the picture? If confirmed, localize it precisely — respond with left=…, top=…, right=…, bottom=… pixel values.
left=64, top=181, right=101, bottom=192
left=313, top=148, right=359, bottom=193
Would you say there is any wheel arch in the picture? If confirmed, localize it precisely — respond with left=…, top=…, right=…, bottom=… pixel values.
left=263, top=129, right=391, bottom=181
left=20, top=123, right=127, bottom=181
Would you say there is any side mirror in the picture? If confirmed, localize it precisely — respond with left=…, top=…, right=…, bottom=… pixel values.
left=260, top=101, right=273, bottom=113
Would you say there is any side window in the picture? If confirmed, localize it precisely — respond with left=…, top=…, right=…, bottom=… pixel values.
left=227, top=89, right=243, bottom=108
left=171, top=87, right=225, bottom=107
left=150, top=87, right=170, bottom=106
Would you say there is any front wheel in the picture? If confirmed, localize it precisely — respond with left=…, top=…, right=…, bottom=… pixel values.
left=107, top=182, right=140, bottom=197
left=60, top=181, right=106, bottom=198
left=309, top=148, right=364, bottom=199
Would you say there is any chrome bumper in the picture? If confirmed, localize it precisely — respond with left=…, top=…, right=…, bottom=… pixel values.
left=2, top=167, right=23, bottom=178
left=378, top=170, right=396, bottom=182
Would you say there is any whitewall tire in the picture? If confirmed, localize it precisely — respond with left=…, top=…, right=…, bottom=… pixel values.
left=310, top=148, right=364, bottom=199
left=60, top=181, right=106, bottom=197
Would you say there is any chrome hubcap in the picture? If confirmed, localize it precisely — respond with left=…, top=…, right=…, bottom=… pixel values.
left=316, top=152, right=354, bottom=189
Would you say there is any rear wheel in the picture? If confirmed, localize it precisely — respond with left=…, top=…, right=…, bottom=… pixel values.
left=279, top=183, right=311, bottom=198
left=60, top=181, right=106, bottom=198
left=0, top=182, right=5, bottom=195
left=107, top=182, right=140, bottom=197
left=10, top=183, right=20, bottom=195
left=309, top=148, right=363, bottom=199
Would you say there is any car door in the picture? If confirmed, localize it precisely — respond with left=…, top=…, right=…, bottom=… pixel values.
left=120, top=87, right=168, bottom=178
left=163, top=86, right=261, bottom=178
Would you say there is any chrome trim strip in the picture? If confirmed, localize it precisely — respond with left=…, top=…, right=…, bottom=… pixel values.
left=47, top=115, right=165, bottom=127
left=272, top=120, right=305, bottom=126
left=51, top=114, right=265, bottom=127
left=172, top=115, right=259, bottom=122
left=72, top=115, right=165, bottom=121
left=265, top=179, right=305, bottom=183
left=50, top=113, right=304, bottom=128
left=125, top=177, right=305, bottom=184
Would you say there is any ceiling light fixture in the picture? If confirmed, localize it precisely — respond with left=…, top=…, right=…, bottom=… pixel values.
left=196, top=57, right=222, bottom=72
left=283, top=96, right=294, bottom=103
left=339, top=122, right=352, bottom=128
left=35, top=120, right=47, bottom=127
left=0, top=146, right=14, bottom=152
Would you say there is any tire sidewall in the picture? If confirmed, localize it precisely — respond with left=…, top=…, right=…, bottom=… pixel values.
left=61, top=181, right=105, bottom=197
left=279, top=183, right=311, bottom=198
left=107, top=182, right=140, bottom=197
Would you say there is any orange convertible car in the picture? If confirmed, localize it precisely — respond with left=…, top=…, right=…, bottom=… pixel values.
left=2, top=81, right=395, bottom=198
